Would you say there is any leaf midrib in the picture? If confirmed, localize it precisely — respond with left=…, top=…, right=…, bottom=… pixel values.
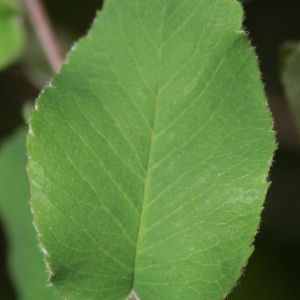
left=131, top=3, right=166, bottom=294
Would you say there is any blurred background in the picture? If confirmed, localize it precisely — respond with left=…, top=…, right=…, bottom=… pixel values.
left=0, top=0, right=300, bottom=299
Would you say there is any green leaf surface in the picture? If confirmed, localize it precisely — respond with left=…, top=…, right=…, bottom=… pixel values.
left=0, top=127, right=61, bottom=300
left=27, top=0, right=275, bottom=299
left=281, top=42, right=300, bottom=134
left=0, top=0, right=23, bottom=70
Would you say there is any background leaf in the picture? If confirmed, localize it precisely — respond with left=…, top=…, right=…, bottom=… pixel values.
left=0, top=127, right=61, bottom=300
left=280, top=41, right=300, bottom=134
left=0, top=0, right=23, bottom=70
left=27, top=0, right=275, bottom=299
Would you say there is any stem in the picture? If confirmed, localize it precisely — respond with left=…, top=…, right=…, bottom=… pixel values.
left=22, top=0, right=64, bottom=73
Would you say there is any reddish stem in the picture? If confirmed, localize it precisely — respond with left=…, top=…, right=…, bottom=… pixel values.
left=22, top=0, right=64, bottom=73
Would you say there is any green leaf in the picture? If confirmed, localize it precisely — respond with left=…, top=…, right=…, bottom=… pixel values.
left=281, top=42, right=300, bottom=134
left=0, top=127, right=61, bottom=300
left=27, top=0, right=275, bottom=299
left=0, top=0, right=23, bottom=70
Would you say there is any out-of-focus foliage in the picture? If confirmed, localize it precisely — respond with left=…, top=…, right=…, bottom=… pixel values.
left=0, top=0, right=23, bottom=70
left=0, top=127, right=62, bottom=300
left=281, top=42, right=300, bottom=134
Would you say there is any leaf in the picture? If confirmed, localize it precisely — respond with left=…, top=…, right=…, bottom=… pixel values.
left=0, top=127, right=61, bottom=300
left=0, top=0, right=23, bottom=70
left=281, top=42, right=300, bottom=134
left=27, top=0, right=275, bottom=299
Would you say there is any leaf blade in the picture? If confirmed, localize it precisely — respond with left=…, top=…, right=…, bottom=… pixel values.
left=27, top=0, right=275, bottom=299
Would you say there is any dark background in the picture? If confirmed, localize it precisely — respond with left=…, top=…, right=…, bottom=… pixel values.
left=0, top=0, right=300, bottom=299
